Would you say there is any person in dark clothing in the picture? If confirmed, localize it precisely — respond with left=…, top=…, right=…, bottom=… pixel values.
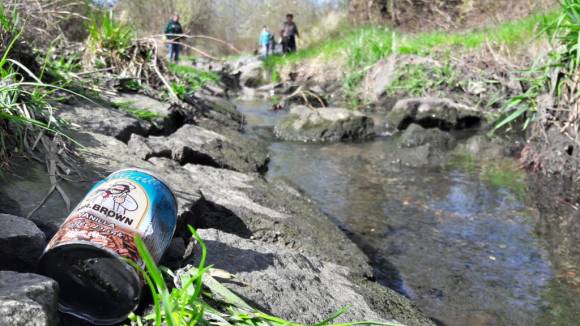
left=165, top=15, right=183, bottom=63
left=280, top=13, right=299, bottom=54
left=268, top=33, right=277, bottom=54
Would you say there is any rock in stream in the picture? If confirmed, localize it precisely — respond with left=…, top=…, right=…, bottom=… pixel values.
left=387, top=97, right=483, bottom=131
left=274, top=105, right=375, bottom=142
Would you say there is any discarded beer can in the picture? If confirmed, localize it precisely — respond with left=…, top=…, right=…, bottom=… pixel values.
left=38, top=169, right=178, bottom=325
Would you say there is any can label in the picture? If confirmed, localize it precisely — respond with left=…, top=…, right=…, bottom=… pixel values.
left=80, top=178, right=149, bottom=229
left=46, top=169, right=178, bottom=263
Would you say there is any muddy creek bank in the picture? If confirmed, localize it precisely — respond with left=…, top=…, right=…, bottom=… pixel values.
left=237, top=100, right=580, bottom=326
left=0, top=90, right=433, bottom=325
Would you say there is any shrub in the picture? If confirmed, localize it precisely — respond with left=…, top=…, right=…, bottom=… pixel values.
left=87, top=13, right=134, bottom=56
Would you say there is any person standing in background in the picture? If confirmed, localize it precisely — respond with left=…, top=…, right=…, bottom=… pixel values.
left=259, top=26, right=273, bottom=58
left=165, top=14, right=183, bottom=63
left=280, top=13, right=299, bottom=54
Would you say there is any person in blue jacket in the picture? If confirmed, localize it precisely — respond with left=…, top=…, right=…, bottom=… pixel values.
left=259, top=26, right=274, bottom=58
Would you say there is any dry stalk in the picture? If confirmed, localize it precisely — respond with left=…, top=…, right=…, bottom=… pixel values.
left=4, top=0, right=91, bottom=47
left=145, top=33, right=242, bottom=55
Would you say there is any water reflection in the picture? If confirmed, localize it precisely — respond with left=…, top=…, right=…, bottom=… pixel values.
left=237, top=101, right=580, bottom=326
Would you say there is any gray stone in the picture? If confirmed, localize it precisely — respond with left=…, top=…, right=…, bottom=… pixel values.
left=79, top=132, right=371, bottom=276
left=256, top=83, right=283, bottom=94
left=0, top=214, right=46, bottom=272
left=0, top=159, right=95, bottom=239
left=362, top=55, right=438, bottom=103
left=181, top=229, right=414, bottom=325
left=393, top=144, right=448, bottom=168
left=55, top=102, right=150, bottom=142
left=0, top=271, right=58, bottom=326
left=0, top=189, right=22, bottom=216
left=387, top=97, right=483, bottom=131
left=199, top=84, right=227, bottom=98
left=128, top=124, right=269, bottom=173
left=361, top=55, right=398, bottom=101
left=184, top=94, right=243, bottom=129
left=274, top=106, right=375, bottom=142
left=455, top=134, right=522, bottom=160
left=223, top=56, right=255, bottom=71
left=193, top=59, right=224, bottom=73
left=110, top=93, right=184, bottom=135
left=238, top=60, right=265, bottom=88
left=399, top=123, right=456, bottom=150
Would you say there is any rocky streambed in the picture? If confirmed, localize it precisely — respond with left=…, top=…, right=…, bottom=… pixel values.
left=0, top=62, right=433, bottom=325
left=0, top=56, right=578, bottom=326
left=237, top=99, right=580, bottom=326
left=224, top=55, right=579, bottom=326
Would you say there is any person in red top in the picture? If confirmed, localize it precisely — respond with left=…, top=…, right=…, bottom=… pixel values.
left=280, top=13, right=299, bottom=54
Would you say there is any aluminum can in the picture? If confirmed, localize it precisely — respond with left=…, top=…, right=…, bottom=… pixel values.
left=38, top=169, right=178, bottom=325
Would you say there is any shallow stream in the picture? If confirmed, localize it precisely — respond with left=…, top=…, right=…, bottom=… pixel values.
left=237, top=100, right=580, bottom=326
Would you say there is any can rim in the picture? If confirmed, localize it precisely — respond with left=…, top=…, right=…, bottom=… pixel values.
left=39, top=242, right=143, bottom=325
left=112, top=168, right=178, bottom=212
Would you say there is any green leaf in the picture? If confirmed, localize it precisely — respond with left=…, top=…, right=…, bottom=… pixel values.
left=493, top=105, right=531, bottom=132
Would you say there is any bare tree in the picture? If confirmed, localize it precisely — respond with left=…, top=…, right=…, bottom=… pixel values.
left=114, top=0, right=213, bottom=36
left=113, top=0, right=347, bottom=52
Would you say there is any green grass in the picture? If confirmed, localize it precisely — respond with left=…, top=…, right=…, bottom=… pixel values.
left=265, top=11, right=557, bottom=74
left=114, top=100, right=160, bottom=121
left=130, top=225, right=400, bottom=326
left=84, top=13, right=138, bottom=70
left=43, top=48, right=81, bottom=77
left=398, top=12, right=557, bottom=55
left=0, top=4, right=78, bottom=166
left=263, top=27, right=393, bottom=73
left=493, top=0, right=579, bottom=132
left=385, top=60, right=459, bottom=97
left=169, top=63, right=219, bottom=94
left=87, top=13, right=134, bottom=55
left=263, top=10, right=559, bottom=108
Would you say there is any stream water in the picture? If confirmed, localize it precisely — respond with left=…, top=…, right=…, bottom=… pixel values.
left=236, top=100, right=580, bottom=326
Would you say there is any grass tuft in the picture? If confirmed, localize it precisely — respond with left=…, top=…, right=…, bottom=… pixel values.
left=493, top=1, right=579, bottom=132
left=385, top=61, right=459, bottom=97
left=169, top=64, right=219, bottom=97
left=114, top=100, right=159, bottom=121
left=87, top=13, right=134, bottom=57
left=0, top=4, right=76, bottom=167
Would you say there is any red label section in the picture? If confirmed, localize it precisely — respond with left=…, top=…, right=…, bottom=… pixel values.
left=48, top=211, right=140, bottom=262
